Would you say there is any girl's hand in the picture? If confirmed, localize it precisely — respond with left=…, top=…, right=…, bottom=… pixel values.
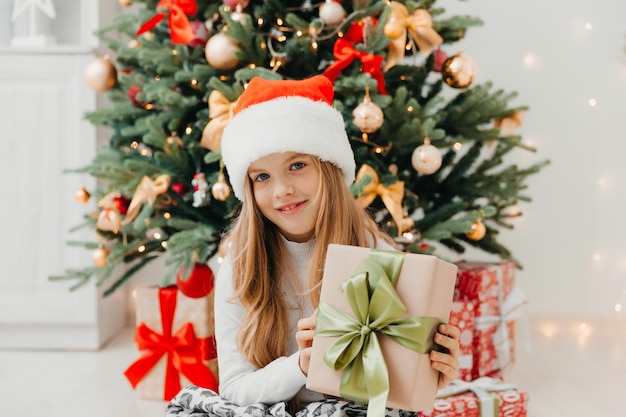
left=295, top=310, right=317, bottom=376
left=430, top=323, right=461, bottom=389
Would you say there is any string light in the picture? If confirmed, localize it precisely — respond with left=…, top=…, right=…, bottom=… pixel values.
left=588, top=98, right=597, bottom=106
left=585, top=22, right=593, bottom=30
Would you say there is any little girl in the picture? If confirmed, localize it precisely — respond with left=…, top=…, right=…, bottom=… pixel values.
left=167, top=75, right=460, bottom=417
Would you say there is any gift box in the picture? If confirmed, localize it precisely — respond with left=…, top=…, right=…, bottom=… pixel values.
left=447, top=301, right=475, bottom=382
left=124, top=286, right=219, bottom=400
left=418, top=377, right=529, bottom=417
left=306, top=244, right=458, bottom=415
left=454, top=262, right=526, bottom=380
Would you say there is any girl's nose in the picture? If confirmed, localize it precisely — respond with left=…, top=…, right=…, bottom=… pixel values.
left=273, top=178, right=294, bottom=198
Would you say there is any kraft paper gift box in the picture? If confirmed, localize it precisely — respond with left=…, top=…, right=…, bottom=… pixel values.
left=448, top=301, right=475, bottom=382
left=124, top=286, right=219, bottom=400
left=418, top=377, right=529, bottom=417
left=454, top=262, right=525, bottom=379
left=306, top=244, right=458, bottom=414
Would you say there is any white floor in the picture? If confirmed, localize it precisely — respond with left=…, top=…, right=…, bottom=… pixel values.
left=0, top=317, right=624, bottom=417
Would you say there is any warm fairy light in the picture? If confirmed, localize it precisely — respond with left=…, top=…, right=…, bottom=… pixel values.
left=153, top=232, right=162, bottom=239
left=257, top=17, right=264, bottom=25
left=163, top=212, right=171, bottom=219
left=453, top=142, right=463, bottom=150
left=540, top=323, right=556, bottom=338
left=588, top=98, right=597, bottom=106
left=523, top=137, right=534, bottom=147
left=260, top=41, right=267, bottom=49
left=338, top=31, right=344, bottom=37
left=311, top=41, right=318, bottom=50
left=138, top=245, right=146, bottom=253
left=374, top=147, right=383, bottom=154
left=585, top=22, right=593, bottom=30
left=161, top=241, right=168, bottom=249
left=522, top=52, right=538, bottom=69
left=190, top=79, right=198, bottom=86
left=131, top=141, right=139, bottom=149
left=616, top=303, right=623, bottom=312
left=140, top=147, right=150, bottom=156
left=248, top=63, right=256, bottom=69
left=155, top=75, right=161, bottom=81
left=276, top=18, right=284, bottom=25
left=217, top=256, right=224, bottom=264
left=296, top=30, right=303, bottom=36
left=144, top=104, right=154, bottom=110
left=278, top=35, right=287, bottom=42
left=131, top=289, right=138, bottom=298
left=407, top=105, right=414, bottom=112
left=172, top=49, right=178, bottom=55
left=220, top=75, right=228, bottom=81
left=185, top=126, right=192, bottom=134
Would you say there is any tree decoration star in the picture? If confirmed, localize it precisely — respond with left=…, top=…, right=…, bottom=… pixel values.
left=11, top=0, right=56, bottom=21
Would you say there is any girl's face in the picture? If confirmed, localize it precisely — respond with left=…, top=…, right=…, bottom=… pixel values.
left=248, top=152, right=322, bottom=243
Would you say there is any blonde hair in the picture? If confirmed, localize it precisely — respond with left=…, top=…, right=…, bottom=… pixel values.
left=224, top=159, right=394, bottom=369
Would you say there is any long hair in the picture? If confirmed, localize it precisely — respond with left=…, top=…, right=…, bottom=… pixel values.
left=224, top=159, right=393, bottom=368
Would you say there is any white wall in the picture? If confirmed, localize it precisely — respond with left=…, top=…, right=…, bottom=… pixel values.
left=441, top=0, right=626, bottom=318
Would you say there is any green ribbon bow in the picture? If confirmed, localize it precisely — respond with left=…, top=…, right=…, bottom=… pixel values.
left=315, top=249, right=442, bottom=416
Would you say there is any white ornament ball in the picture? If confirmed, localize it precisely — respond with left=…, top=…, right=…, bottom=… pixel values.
left=319, top=0, right=346, bottom=26
left=352, top=98, right=384, bottom=133
left=84, top=56, right=117, bottom=92
left=205, top=33, right=241, bottom=71
left=411, top=143, right=442, bottom=175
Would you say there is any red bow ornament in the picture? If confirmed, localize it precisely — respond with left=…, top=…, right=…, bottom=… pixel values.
left=323, top=38, right=388, bottom=95
left=136, top=0, right=197, bottom=44
left=124, top=287, right=218, bottom=400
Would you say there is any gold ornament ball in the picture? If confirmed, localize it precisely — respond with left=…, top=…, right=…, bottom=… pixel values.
left=84, top=56, right=117, bottom=92
left=118, top=0, right=132, bottom=6
left=319, top=0, right=346, bottom=26
left=383, top=15, right=404, bottom=39
left=466, top=220, right=487, bottom=241
left=74, top=185, right=91, bottom=204
left=441, top=52, right=476, bottom=89
left=352, top=97, right=384, bottom=133
left=205, top=33, right=241, bottom=71
left=92, top=247, right=110, bottom=268
left=411, top=143, right=442, bottom=175
left=211, top=175, right=232, bottom=201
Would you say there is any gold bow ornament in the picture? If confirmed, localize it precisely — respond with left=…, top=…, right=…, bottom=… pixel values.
left=201, top=90, right=238, bottom=151
left=383, top=2, right=443, bottom=71
left=355, top=164, right=409, bottom=236
left=122, top=174, right=172, bottom=225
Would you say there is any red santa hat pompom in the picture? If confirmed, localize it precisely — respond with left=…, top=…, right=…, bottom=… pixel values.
left=220, top=75, right=355, bottom=201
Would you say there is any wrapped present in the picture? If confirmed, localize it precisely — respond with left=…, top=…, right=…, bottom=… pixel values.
left=454, top=262, right=526, bottom=379
left=447, top=301, right=475, bottom=382
left=124, top=286, right=219, bottom=400
left=306, top=244, right=458, bottom=416
left=418, top=377, right=529, bottom=417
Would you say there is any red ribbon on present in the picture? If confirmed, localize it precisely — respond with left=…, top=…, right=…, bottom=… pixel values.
left=323, top=38, right=388, bottom=95
left=124, top=286, right=218, bottom=400
left=136, top=0, right=197, bottom=44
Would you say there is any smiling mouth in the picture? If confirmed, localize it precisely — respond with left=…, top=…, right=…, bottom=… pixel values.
left=277, top=201, right=304, bottom=213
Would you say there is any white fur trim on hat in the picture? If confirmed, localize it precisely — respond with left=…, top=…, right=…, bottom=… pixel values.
left=221, top=96, right=356, bottom=201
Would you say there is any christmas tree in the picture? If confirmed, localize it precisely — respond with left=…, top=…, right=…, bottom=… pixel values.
left=52, top=0, right=548, bottom=295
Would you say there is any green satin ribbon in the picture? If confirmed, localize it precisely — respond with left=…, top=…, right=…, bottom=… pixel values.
left=315, top=249, right=442, bottom=416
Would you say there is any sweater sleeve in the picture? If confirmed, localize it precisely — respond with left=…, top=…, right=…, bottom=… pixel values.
left=214, top=258, right=307, bottom=406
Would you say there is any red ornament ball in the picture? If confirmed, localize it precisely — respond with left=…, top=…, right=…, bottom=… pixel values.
left=113, top=195, right=131, bottom=216
left=171, top=182, right=186, bottom=196
left=176, top=263, right=215, bottom=298
left=128, top=85, right=145, bottom=107
left=432, top=49, right=448, bottom=73
left=187, top=20, right=210, bottom=48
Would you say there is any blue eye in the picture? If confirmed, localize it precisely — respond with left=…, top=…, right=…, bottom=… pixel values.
left=291, top=161, right=305, bottom=170
left=255, top=173, right=270, bottom=182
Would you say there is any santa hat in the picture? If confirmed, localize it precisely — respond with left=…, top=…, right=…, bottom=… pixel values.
left=221, top=75, right=356, bottom=201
